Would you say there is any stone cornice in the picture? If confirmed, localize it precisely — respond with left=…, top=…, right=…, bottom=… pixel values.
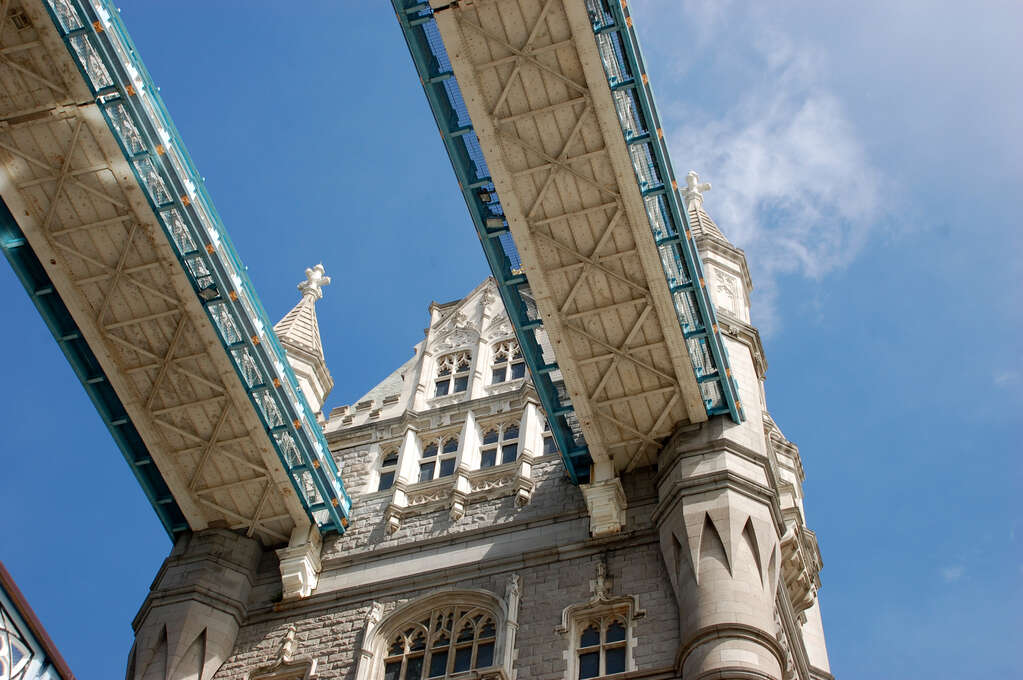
left=132, top=582, right=250, bottom=631
left=653, top=469, right=786, bottom=537
left=656, top=430, right=784, bottom=512
left=258, top=514, right=663, bottom=622
left=718, top=314, right=768, bottom=380
left=326, top=383, right=539, bottom=447
left=675, top=623, right=785, bottom=679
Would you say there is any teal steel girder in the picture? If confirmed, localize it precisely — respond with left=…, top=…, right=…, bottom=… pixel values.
left=17, top=0, right=352, bottom=534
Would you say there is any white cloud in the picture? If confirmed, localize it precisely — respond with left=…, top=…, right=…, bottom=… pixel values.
left=657, top=22, right=882, bottom=332
left=940, top=565, right=965, bottom=583
left=993, top=371, right=1018, bottom=387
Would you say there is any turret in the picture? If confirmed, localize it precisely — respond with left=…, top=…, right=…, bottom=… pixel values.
left=655, top=173, right=830, bottom=680
left=274, top=264, right=335, bottom=421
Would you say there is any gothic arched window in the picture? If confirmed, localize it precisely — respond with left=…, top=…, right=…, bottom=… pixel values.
left=480, top=423, right=519, bottom=468
left=576, top=615, right=627, bottom=679
left=383, top=606, right=498, bottom=680
left=435, top=352, right=472, bottom=397
left=490, top=341, right=525, bottom=384
left=418, top=436, right=459, bottom=482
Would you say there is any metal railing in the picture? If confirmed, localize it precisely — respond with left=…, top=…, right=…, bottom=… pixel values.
left=585, top=0, right=744, bottom=422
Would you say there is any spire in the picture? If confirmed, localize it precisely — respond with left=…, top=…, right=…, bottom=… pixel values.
left=275, top=264, right=330, bottom=357
left=681, top=170, right=729, bottom=243
left=274, top=264, right=333, bottom=418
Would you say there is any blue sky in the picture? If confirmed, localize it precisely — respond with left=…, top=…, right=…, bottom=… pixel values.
left=1, top=2, right=1019, bottom=678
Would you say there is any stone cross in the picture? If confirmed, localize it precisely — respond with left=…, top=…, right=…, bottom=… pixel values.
left=682, top=170, right=711, bottom=209
left=298, top=263, right=331, bottom=300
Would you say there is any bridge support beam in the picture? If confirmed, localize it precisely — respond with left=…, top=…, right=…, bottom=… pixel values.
left=127, top=529, right=262, bottom=680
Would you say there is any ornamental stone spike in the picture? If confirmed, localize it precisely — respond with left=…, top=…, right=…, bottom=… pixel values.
left=682, top=170, right=712, bottom=210
left=298, top=263, right=331, bottom=300
left=275, top=263, right=334, bottom=419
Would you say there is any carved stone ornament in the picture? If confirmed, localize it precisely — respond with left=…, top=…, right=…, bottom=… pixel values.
left=297, top=263, right=331, bottom=300
left=435, top=327, right=480, bottom=351
left=484, top=312, right=514, bottom=342
left=590, top=560, right=611, bottom=600
left=556, top=560, right=645, bottom=635
left=249, top=624, right=319, bottom=680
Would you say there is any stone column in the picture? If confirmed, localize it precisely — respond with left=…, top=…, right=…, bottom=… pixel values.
left=654, top=415, right=785, bottom=680
left=127, top=529, right=263, bottom=680
left=654, top=417, right=781, bottom=674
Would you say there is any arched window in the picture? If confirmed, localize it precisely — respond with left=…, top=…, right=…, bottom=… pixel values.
left=490, top=341, right=525, bottom=384
left=576, top=615, right=627, bottom=678
left=435, top=352, right=472, bottom=397
left=382, top=605, right=498, bottom=679
left=378, top=448, right=399, bottom=491
left=479, top=423, right=519, bottom=468
left=418, top=436, right=459, bottom=482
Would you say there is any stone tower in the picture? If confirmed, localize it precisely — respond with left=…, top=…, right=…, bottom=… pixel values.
left=127, top=208, right=832, bottom=679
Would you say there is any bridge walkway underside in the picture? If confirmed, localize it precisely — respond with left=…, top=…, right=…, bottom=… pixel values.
left=0, top=0, right=349, bottom=543
left=426, top=0, right=743, bottom=477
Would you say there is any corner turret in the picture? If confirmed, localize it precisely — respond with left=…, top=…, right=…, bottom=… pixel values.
left=682, top=171, right=754, bottom=326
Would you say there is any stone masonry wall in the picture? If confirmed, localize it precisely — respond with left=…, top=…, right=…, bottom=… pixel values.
left=211, top=456, right=682, bottom=680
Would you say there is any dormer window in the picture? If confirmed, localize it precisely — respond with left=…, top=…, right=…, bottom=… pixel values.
left=435, top=352, right=472, bottom=397
left=480, top=423, right=519, bottom=468
left=419, top=436, right=459, bottom=482
left=378, top=449, right=399, bottom=491
left=490, top=340, right=525, bottom=384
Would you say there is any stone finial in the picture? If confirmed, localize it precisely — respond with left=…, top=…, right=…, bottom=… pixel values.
left=682, top=170, right=712, bottom=209
left=298, top=263, right=331, bottom=300
left=506, top=573, right=521, bottom=601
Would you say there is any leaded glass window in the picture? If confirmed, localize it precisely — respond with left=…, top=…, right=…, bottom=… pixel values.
left=479, top=422, right=519, bottom=468
left=418, top=436, right=459, bottom=482
left=491, top=340, right=525, bottom=384
left=435, top=352, right=472, bottom=397
left=576, top=615, right=627, bottom=679
left=383, top=606, right=497, bottom=679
